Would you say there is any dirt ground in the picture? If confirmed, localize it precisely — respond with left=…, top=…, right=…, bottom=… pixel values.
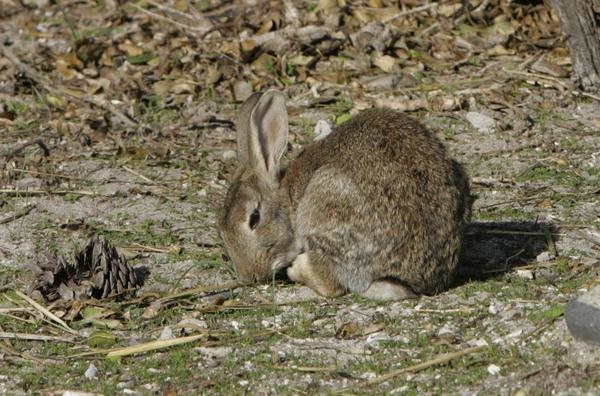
left=1, top=0, right=600, bottom=394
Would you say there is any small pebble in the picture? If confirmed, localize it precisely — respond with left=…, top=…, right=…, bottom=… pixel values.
left=536, top=251, right=554, bottom=262
left=233, top=80, right=253, bottom=102
left=515, top=269, right=534, bottom=280
left=566, top=285, right=600, bottom=345
left=84, top=363, right=98, bottom=380
left=466, top=111, right=496, bottom=134
left=313, top=119, right=332, bottom=141
left=159, top=326, right=174, bottom=340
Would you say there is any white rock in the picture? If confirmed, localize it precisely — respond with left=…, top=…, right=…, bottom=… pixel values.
left=515, top=269, right=534, bottom=280
left=178, top=318, right=208, bottom=331
left=487, top=364, right=501, bottom=375
left=159, top=326, right=174, bottom=340
left=222, top=150, right=237, bottom=161
left=466, top=111, right=496, bottom=134
left=84, top=363, right=98, bottom=380
left=468, top=338, right=489, bottom=347
left=536, top=251, right=554, bottom=262
left=233, top=80, right=253, bottom=102
left=488, top=301, right=502, bottom=314
left=313, top=119, right=332, bottom=141
left=195, top=346, right=233, bottom=359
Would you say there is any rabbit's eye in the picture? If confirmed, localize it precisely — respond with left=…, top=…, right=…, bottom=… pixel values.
left=249, top=208, right=260, bottom=230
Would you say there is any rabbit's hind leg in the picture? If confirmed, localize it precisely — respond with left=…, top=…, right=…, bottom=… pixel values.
left=361, top=279, right=418, bottom=301
left=287, top=252, right=345, bottom=297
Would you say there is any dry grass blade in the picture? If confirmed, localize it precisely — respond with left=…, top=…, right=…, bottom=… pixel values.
left=15, top=291, right=79, bottom=335
left=122, top=165, right=156, bottom=184
left=158, top=281, right=247, bottom=303
left=0, top=204, right=36, bottom=225
left=0, top=331, right=75, bottom=342
left=274, top=365, right=339, bottom=372
left=0, top=308, right=34, bottom=313
left=106, top=333, right=206, bottom=358
left=383, top=3, right=439, bottom=23
left=338, top=345, right=487, bottom=391
left=3, top=138, right=49, bottom=163
left=0, top=189, right=113, bottom=197
left=129, top=3, right=210, bottom=35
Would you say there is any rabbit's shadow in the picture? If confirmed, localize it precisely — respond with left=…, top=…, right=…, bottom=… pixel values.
left=455, top=221, right=559, bottom=286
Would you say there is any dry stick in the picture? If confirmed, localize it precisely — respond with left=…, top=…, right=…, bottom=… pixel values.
left=383, top=2, right=439, bottom=23
left=505, top=68, right=600, bottom=102
left=158, top=281, right=246, bottom=303
left=359, top=346, right=487, bottom=389
left=106, top=333, right=205, bottom=358
left=121, top=165, right=156, bottom=184
left=0, top=331, right=75, bottom=343
left=4, top=139, right=50, bottom=162
left=0, top=189, right=113, bottom=197
left=130, top=3, right=209, bottom=35
left=10, top=168, right=84, bottom=181
left=0, top=308, right=34, bottom=314
left=504, top=69, right=569, bottom=89
left=146, top=0, right=195, bottom=18
left=15, top=291, right=78, bottom=336
left=125, top=242, right=175, bottom=253
left=0, top=312, right=37, bottom=325
left=11, top=168, right=177, bottom=186
left=0, top=39, right=136, bottom=127
left=465, top=230, right=564, bottom=237
left=0, top=204, right=36, bottom=225
left=274, top=365, right=338, bottom=372
left=544, top=227, right=559, bottom=257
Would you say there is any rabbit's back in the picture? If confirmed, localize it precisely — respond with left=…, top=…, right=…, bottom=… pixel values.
left=281, top=108, right=470, bottom=294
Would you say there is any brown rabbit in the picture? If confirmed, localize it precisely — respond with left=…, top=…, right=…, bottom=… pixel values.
left=218, top=90, right=472, bottom=300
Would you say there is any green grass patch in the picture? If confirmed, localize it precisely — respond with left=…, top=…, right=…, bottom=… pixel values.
left=475, top=206, right=536, bottom=222
left=516, top=164, right=584, bottom=188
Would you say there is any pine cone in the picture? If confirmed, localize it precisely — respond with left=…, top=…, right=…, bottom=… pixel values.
left=31, top=235, right=143, bottom=301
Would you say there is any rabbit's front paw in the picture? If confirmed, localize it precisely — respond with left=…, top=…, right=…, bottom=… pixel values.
left=286, top=253, right=311, bottom=283
left=361, top=280, right=418, bottom=301
left=287, top=253, right=345, bottom=297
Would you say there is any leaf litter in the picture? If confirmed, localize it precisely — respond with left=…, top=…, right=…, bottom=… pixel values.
left=0, top=0, right=599, bottom=394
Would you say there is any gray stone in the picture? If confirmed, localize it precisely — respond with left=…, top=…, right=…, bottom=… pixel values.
left=565, top=285, right=600, bottom=345
left=466, top=111, right=496, bottom=134
left=233, top=80, right=253, bottom=102
left=359, top=74, right=399, bottom=90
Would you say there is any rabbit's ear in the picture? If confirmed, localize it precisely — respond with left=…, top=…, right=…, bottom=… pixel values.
left=247, top=90, right=288, bottom=180
left=236, top=92, right=262, bottom=165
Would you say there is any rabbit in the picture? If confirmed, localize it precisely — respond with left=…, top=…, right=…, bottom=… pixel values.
left=218, top=90, right=472, bottom=300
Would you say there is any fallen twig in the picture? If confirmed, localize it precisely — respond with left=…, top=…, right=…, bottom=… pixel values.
left=0, top=204, right=36, bottom=225
left=0, top=331, right=75, bottom=343
left=349, top=345, right=488, bottom=390
left=158, top=281, right=246, bottom=303
left=504, top=68, right=600, bottom=101
left=15, top=291, right=79, bottom=336
left=130, top=3, right=211, bottom=36
left=0, top=189, right=114, bottom=197
left=413, top=307, right=474, bottom=314
left=465, top=229, right=563, bottom=237
left=106, top=333, right=206, bottom=358
left=122, top=165, right=156, bottom=184
left=383, top=3, right=439, bottom=23
left=273, top=364, right=339, bottom=373
left=3, top=139, right=49, bottom=163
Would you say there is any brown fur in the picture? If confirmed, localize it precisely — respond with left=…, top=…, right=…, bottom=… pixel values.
left=218, top=91, right=472, bottom=300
